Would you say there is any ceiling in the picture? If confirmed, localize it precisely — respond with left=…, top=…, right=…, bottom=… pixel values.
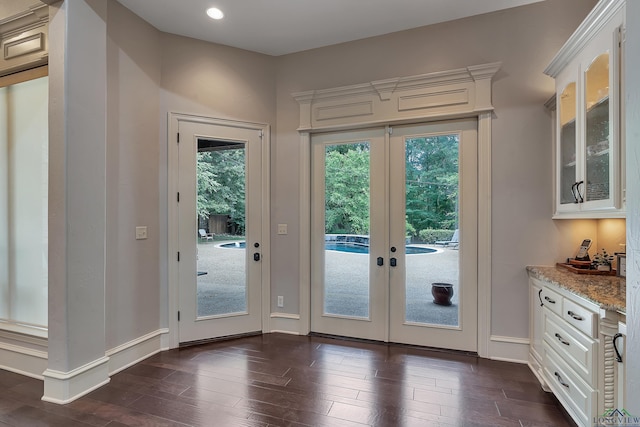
left=116, top=0, right=544, bottom=56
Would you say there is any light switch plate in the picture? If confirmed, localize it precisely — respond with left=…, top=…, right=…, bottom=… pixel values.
left=135, top=226, right=148, bottom=240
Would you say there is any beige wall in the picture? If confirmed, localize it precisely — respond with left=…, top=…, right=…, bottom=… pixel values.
left=105, top=0, right=162, bottom=349
left=103, top=2, right=278, bottom=347
left=0, top=0, right=37, bottom=19
left=273, top=0, right=598, bottom=338
left=157, top=31, right=277, bottom=329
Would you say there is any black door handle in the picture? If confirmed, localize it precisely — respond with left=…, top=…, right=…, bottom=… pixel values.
left=390, top=257, right=397, bottom=267
left=613, top=333, right=623, bottom=363
left=254, top=252, right=260, bottom=261
left=576, top=180, right=584, bottom=203
left=377, top=257, right=384, bottom=266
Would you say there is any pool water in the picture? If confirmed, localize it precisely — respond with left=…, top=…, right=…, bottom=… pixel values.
left=219, top=241, right=436, bottom=254
left=325, top=242, right=436, bottom=254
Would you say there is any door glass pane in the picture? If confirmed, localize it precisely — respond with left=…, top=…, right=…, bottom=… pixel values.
left=585, top=53, right=610, bottom=202
left=404, top=135, right=459, bottom=327
left=323, top=142, right=370, bottom=318
left=196, top=139, right=247, bottom=317
left=559, top=82, right=577, bottom=205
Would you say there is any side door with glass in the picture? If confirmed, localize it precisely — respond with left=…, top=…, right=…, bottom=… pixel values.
left=177, top=119, right=263, bottom=344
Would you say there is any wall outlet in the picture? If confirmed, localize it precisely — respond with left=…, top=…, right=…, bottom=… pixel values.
left=277, top=224, right=288, bottom=235
left=277, top=296, right=284, bottom=307
left=135, top=226, right=148, bottom=240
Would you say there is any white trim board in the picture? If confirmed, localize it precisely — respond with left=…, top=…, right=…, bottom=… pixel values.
left=38, top=329, right=169, bottom=404
left=269, top=313, right=302, bottom=335
left=0, top=341, right=47, bottom=380
left=42, top=356, right=110, bottom=404
left=488, top=335, right=530, bottom=364
left=106, top=328, right=169, bottom=375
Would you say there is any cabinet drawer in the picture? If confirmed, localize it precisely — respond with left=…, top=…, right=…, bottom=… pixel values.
left=544, top=347, right=596, bottom=427
left=544, top=311, right=596, bottom=386
left=563, top=298, right=597, bottom=338
left=540, top=286, right=563, bottom=316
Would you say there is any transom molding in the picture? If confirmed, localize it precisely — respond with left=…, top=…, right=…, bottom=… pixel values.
left=292, top=62, right=501, bottom=132
left=0, top=3, right=49, bottom=77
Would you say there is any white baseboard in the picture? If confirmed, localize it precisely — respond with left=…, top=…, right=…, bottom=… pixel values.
left=42, top=356, right=110, bottom=404
left=488, top=335, right=529, bottom=363
left=269, top=312, right=301, bottom=335
left=40, top=328, right=169, bottom=404
left=0, top=341, right=48, bottom=379
left=106, top=328, right=169, bottom=375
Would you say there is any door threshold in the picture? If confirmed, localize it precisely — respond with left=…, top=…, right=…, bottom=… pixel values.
left=309, top=332, right=478, bottom=357
left=179, top=331, right=262, bottom=348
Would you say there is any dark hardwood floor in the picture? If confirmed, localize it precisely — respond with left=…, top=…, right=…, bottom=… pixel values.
left=0, top=333, right=574, bottom=426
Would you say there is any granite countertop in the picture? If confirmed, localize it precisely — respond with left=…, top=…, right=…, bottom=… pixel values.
left=527, top=265, right=626, bottom=313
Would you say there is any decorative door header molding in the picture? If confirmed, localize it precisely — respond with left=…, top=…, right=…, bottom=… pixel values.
left=293, top=62, right=501, bottom=132
left=0, top=3, right=49, bottom=77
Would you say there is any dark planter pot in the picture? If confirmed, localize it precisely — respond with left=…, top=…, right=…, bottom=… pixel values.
left=431, top=283, right=454, bottom=306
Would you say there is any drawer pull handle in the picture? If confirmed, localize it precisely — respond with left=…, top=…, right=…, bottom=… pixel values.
left=538, top=289, right=543, bottom=307
left=613, top=333, right=623, bottom=363
left=567, top=310, right=584, bottom=321
left=544, top=296, right=556, bottom=304
left=555, top=333, right=570, bottom=346
left=554, top=372, right=570, bottom=389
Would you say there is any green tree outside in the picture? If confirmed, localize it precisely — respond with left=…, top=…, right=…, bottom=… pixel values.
left=324, top=143, right=370, bottom=234
left=195, top=135, right=458, bottom=240
left=197, top=149, right=246, bottom=235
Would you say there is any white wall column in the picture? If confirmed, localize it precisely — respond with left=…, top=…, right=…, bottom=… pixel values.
left=44, top=0, right=109, bottom=403
left=625, top=0, right=640, bottom=414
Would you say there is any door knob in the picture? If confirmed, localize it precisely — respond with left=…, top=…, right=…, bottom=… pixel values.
left=254, top=252, right=261, bottom=261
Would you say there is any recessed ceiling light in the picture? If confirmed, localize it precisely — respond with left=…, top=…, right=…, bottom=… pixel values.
left=206, top=7, right=224, bottom=20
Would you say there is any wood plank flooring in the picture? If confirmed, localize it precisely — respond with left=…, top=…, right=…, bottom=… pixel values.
left=0, top=333, right=575, bottom=426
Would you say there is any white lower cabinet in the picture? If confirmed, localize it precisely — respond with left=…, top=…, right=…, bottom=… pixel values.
left=544, top=346, right=597, bottom=426
left=529, top=276, right=623, bottom=427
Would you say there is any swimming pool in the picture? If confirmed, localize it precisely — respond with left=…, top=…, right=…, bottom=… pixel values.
left=219, top=241, right=436, bottom=255
left=325, top=242, right=436, bottom=254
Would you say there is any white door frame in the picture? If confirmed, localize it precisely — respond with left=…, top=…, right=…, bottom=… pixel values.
left=293, top=63, right=499, bottom=358
left=167, top=113, right=271, bottom=349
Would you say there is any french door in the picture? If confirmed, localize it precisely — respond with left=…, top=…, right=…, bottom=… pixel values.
left=176, top=118, right=265, bottom=344
left=310, top=119, right=478, bottom=351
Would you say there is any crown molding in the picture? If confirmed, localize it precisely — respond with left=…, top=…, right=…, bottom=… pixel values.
left=544, top=0, right=625, bottom=77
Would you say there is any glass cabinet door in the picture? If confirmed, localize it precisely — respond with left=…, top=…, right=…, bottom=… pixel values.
left=559, top=82, right=577, bottom=205
left=584, top=53, right=610, bottom=203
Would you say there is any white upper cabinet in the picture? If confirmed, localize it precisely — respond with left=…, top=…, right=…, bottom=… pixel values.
left=545, top=0, right=625, bottom=218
